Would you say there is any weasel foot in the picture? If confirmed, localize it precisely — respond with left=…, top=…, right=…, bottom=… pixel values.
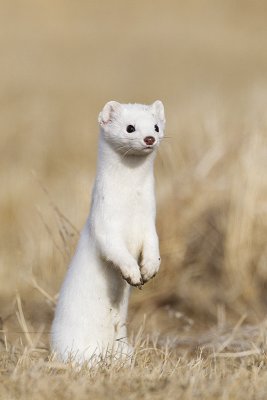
left=140, top=256, right=161, bottom=283
left=121, top=266, right=143, bottom=287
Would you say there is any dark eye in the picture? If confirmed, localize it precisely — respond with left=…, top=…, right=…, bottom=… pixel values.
left=126, top=125, right=135, bottom=133
left=154, top=124, right=159, bottom=132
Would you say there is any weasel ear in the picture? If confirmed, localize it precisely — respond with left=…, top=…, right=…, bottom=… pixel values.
left=98, top=101, right=122, bottom=126
left=151, top=100, right=165, bottom=123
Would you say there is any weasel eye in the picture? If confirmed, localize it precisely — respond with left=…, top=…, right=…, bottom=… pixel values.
left=126, top=125, right=135, bottom=133
left=154, top=124, right=159, bottom=132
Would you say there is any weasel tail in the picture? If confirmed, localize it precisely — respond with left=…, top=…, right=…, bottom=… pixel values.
left=51, top=100, right=166, bottom=364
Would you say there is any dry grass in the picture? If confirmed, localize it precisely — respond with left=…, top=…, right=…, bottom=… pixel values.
left=2, top=315, right=267, bottom=399
left=1, top=1, right=267, bottom=398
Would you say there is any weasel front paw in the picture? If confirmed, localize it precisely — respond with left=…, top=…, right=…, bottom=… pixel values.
left=140, top=256, right=161, bottom=283
left=121, top=266, right=143, bottom=287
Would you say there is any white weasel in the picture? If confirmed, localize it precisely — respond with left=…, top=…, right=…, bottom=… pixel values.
left=51, top=100, right=165, bottom=364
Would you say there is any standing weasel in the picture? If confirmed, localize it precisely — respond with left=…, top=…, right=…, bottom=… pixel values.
left=51, top=100, right=165, bottom=363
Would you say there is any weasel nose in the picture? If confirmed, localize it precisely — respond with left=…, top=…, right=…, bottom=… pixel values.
left=144, top=136, right=155, bottom=146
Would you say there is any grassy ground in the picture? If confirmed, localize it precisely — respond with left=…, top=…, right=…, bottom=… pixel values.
left=1, top=1, right=267, bottom=398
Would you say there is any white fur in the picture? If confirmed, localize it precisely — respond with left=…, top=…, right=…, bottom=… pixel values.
left=51, top=100, right=165, bottom=364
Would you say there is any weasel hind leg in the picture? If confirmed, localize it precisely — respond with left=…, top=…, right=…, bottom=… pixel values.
left=52, top=332, right=134, bottom=367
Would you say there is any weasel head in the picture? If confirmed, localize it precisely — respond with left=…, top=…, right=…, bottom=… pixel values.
left=98, top=101, right=165, bottom=156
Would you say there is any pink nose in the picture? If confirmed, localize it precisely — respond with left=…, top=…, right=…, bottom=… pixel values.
left=144, top=136, right=155, bottom=146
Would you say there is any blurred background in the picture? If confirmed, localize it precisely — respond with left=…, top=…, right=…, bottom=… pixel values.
left=1, top=0, right=267, bottom=346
